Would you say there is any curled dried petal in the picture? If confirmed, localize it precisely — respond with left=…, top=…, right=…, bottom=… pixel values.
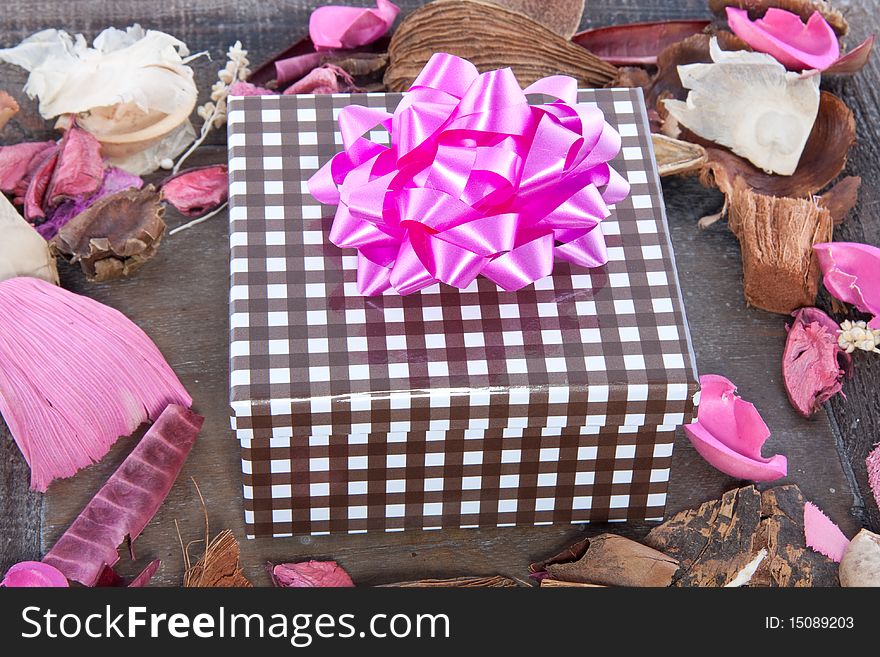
left=726, top=8, right=839, bottom=71
left=783, top=308, right=845, bottom=417
left=813, top=241, right=880, bottom=329
left=708, top=0, right=848, bottom=36
left=161, top=164, right=228, bottom=217
left=0, top=140, right=57, bottom=196
left=684, top=374, right=787, bottom=481
left=310, top=0, right=400, bottom=50
left=270, top=561, right=355, bottom=588
left=1, top=561, right=68, bottom=587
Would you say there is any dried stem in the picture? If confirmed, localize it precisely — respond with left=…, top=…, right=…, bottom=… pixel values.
left=169, top=201, right=229, bottom=236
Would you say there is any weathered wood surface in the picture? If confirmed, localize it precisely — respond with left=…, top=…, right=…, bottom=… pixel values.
left=1, top=0, right=877, bottom=585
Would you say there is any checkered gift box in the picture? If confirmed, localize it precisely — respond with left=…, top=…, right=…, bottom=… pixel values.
left=227, top=88, right=698, bottom=538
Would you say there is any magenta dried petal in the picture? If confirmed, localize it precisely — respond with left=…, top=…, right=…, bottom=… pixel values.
left=1, top=561, right=68, bottom=587
left=726, top=7, right=840, bottom=71
left=23, top=147, right=58, bottom=222
left=0, top=277, right=192, bottom=490
left=782, top=320, right=844, bottom=417
left=0, top=141, right=57, bottom=195
left=803, top=501, right=850, bottom=562
left=310, top=0, right=399, bottom=51
left=813, top=241, right=880, bottom=329
left=271, top=561, right=355, bottom=587
left=275, top=52, right=324, bottom=86
left=684, top=374, right=787, bottom=481
left=45, top=123, right=104, bottom=208
left=161, top=164, right=228, bottom=217
left=42, top=405, right=202, bottom=586
left=284, top=65, right=359, bottom=95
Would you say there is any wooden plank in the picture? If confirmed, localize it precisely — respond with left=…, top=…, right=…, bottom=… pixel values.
left=1, top=0, right=875, bottom=584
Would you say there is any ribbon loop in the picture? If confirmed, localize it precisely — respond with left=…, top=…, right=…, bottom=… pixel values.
left=307, top=53, right=630, bottom=296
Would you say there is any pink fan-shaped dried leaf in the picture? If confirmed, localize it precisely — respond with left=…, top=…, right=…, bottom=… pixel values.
left=0, top=277, right=192, bottom=491
left=1, top=561, right=68, bottom=587
left=271, top=561, right=355, bottom=588
left=726, top=7, right=839, bottom=71
left=684, top=374, right=787, bottom=481
left=813, top=241, right=880, bottom=329
left=804, top=501, right=850, bottom=562
left=42, top=404, right=203, bottom=586
left=783, top=308, right=846, bottom=417
left=310, top=0, right=399, bottom=50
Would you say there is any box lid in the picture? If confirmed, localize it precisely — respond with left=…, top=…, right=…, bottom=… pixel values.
left=227, top=88, right=698, bottom=441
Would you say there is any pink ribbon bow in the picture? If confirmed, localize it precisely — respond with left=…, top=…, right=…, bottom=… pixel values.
left=308, top=53, right=630, bottom=296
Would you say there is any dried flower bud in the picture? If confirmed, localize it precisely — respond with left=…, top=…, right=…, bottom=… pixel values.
left=218, top=69, right=234, bottom=84
left=838, top=319, right=880, bottom=353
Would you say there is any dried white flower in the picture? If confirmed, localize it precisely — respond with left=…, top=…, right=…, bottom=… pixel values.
left=173, top=39, right=250, bottom=173
left=838, top=319, right=880, bottom=354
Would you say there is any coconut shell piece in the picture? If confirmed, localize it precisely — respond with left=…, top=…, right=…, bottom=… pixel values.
left=384, top=0, right=617, bottom=92
left=184, top=530, right=252, bottom=588
left=51, top=186, right=165, bottom=282
left=701, top=91, right=855, bottom=198
left=727, top=180, right=833, bottom=314
left=486, top=0, right=585, bottom=39
left=0, top=90, right=19, bottom=132
left=529, top=533, right=679, bottom=587
left=652, top=134, right=708, bottom=177
left=572, top=20, right=712, bottom=66
left=708, top=0, right=848, bottom=36
left=839, top=529, right=880, bottom=587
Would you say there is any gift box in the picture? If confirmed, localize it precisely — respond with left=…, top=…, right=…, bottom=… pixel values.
left=227, top=86, right=698, bottom=538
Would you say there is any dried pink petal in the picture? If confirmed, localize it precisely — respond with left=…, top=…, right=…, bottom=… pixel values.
left=572, top=20, right=712, bottom=66
left=0, top=277, right=192, bottom=490
left=23, top=147, right=58, bottom=222
left=684, top=374, right=787, bottom=481
left=43, top=404, right=202, bottom=586
left=310, top=0, right=399, bottom=50
left=283, top=64, right=359, bottom=95
left=867, top=443, right=880, bottom=514
left=803, top=501, right=850, bottom=562
left=783, top=308, right=846, bottom=417
left=275, top=52, right=324, bottom=86
left=45, top=123, right=104, bottom=208
left=825, top=34, right=875, bottom=75
left=813, top=241, right=880, bottom=329
left=161, top=164, right=228, bottom=217
left=726, top=7, right=840, bottom=71
left=228, top=81, right=277, bottom=97
left=1, top=561, right=68, bottom=587
left=0, top=140, right=56, bottom=195
left=271, top=561, right=355, bottom=588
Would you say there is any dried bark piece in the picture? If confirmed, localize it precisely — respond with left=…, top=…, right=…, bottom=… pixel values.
left=613, top=66, right=653, bottom=91
left=839, top=529, right=880, bottom=587
left=708, top=0, right=848, bottom=36
left=385, top=0, right=617, bottom=92
left=486, top=0, right=585, bottom=39
left=51, top=186, right=165, bottom=282
left=530, top=534, right=679, bottom=587
left=184, top=530, right=252, bottom=588
left=652, top=134, right=707, bottom=177
left=727, top=180, right=833, bottom=314
left=646, top=485, right=840, bottom=587
left=0, top=90, right=19, bottom=131
left=379, top=576, right=520, bottom=587
left=572, top=20, right=712, bottom=66
left=701, top=92, right=855, bottom=198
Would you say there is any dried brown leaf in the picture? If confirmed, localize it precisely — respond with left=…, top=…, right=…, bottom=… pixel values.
left=379, top=576, right=520, bottom=587
left=727, top=180, right=833, bottom=314
left=530, top=533, right=679, bottom=587
left=818, top=176, right=860, bottom=225
left=652, top=134, right=707, bottom=177
left=572, top=20, right=712, bottom=66
left=708, top=0, right=848, bottom=36
left=485, top=0, right=585, bottom=39
left=385, top=0, right=617, bottom=92
left=51, top=186, right=165, bottom=282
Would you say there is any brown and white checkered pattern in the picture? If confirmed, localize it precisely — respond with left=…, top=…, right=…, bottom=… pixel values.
left=227, top=88, right=698, bottom=537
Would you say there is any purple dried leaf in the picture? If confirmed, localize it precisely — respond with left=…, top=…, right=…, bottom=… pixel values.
left=42, top=404, right=203, bottom=586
